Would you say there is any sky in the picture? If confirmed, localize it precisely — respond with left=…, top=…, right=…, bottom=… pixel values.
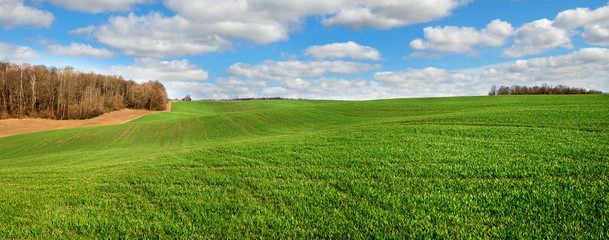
left=1, top=0, right=609, bottom=100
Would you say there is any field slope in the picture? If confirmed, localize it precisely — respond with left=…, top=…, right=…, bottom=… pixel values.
left=0, top=107, right=168, bottom=138
left=0, top=95, right=608, bottom=238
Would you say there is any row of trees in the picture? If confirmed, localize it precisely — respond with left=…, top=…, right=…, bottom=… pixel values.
left=0, top=61, right=168, bottom=120
left=489, top=84, right=605, bottom=96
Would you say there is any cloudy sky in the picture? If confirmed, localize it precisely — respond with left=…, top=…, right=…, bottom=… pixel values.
left=1, top=0, right=608, bottom=100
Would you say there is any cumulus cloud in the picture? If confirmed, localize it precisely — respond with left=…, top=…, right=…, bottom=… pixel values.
left=410, top=19, right=514, bottom=54
left=95, top=58, right=209, bottom=83
left=0, top=0, right=54, bottom=29
left=483, top=48, right=609, bottom=87
left=84, top=0, right=469, bottom=58
left=167, top=0, right=470, bottom=31
left=220, top=58, right=382, bottom=99
left=583, top=25, right=609, bottom=46
left=227, top=60, right=381, bottom=82
left=0, top=42, right=40, bottom=63
left=163, top=0, right=345, bottom=44
left=162, top=48, right=609, bottom=100
left=174, top=77, right=383, bottom=100
left=404, top=51, right=443, bottom=60
left=167, top=58, right=383, bottom=100
left=69, top=25, right=95, bottom=36
left=322, top=0, right=470, bottom=29
left=502, top=19, right=572, bottom=58
left=48, top=43, right=117, bottom=58
left=373, top=48, right=609, bottom=98
left=498, top=4, right=609, bottom=57
left=90, top=13, right=232, bottom=58
left=164, top=81, right=230, bottom=100
left=42, top=0, right=151, bottom=13
left=553, top=5, right=609, bottom=29
left=553, top=5, right=609, bottom=46
left=305, top=41, right=381, bottom=60
left=262, top=77, right=382, bottom=99
left=373, top=67, right=474, bottom=97
left=374, top=67, right=472, bottom=87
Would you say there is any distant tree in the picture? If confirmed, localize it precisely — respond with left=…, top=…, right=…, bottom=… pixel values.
left=488, top=85, right=497, bottom=96
left=182, top=95, right=192, bottom=102
left=491, top=84, right=605, bottom=96
left=497, top=86, right=510, bottom=95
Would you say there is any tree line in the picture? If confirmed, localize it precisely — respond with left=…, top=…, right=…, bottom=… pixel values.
left=0, top=61, right=168, bottom=120
left=489, top=84, right=605, bottom=96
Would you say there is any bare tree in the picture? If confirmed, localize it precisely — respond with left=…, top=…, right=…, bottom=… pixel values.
left=0, top=62, right=169, bottom=120
left=491, top=84, right=605, bottom=95
left=30, top=73, right=36, bottom=112
left=488, top=85, right=497, bottom=96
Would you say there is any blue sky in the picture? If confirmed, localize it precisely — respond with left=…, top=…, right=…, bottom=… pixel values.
left=1, top=0, right=608, bottom=100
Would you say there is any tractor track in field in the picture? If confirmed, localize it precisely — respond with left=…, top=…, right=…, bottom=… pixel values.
left=221, top=114, right=255, bottom=135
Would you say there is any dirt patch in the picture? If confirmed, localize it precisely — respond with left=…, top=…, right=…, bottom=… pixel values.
left=0, top=102, right=171, bottom=138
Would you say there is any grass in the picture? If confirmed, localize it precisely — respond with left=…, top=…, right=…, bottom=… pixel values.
left=0, top=95, right=608, bottom=238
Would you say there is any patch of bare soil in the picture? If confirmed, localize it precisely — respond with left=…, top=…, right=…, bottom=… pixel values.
left=0, top=102, right=171, bottom=138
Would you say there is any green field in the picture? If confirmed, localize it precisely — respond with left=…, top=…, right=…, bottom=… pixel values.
left=1, top=95, right=608, bottom=238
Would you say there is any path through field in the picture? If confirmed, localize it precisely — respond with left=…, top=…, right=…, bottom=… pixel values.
left=0, top=102, right=171, bottom=138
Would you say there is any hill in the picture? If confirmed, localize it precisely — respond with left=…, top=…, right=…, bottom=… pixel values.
left=0, top=95, right=608, bottom=238
left=0, top=105, right=169, bottom=138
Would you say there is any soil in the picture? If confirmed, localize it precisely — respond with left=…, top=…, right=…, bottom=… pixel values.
left=0, top=103, right=171, bottom=138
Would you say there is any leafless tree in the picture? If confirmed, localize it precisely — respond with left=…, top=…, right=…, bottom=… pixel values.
left=0, top=62, right=169, bottom=120
left=491, top=84, right=605, bottom=95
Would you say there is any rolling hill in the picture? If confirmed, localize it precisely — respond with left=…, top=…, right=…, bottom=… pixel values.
left=1, top=95, right=608, bottom=238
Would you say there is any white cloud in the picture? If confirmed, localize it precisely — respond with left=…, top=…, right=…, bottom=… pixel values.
left=305, top=41, right=381, bottom=60
left=553, top=5, right=609, bottom=29
left=89, top=1, right=341, bottom=57
left=502, top=19, right=572, bottom=58
left=164, top=81, right=230, bottom=100
left=373, top=48, right=609, bottom=98
left=48, top=43, right=117, bottom=58
left=168, top=58, right=382, bottom=100
left=174, top=77, right=383, bottom=100
left=497, top=4, right=609, bottom=57
left=261, top=77, right=382, bottom=99
left=483, top=48, right=609, bottom=89
left=95, top=58, right=209, bottom=83
left=0, top=0, right=54, bottom=29
left=164, top=0, right=346, bottom=43
left=403, top=51, right=442, bottom=60
left=85, top=0, right=469, bottom=58
left=410, top=19, right=514, bottom=54
left=373, top=67, right=472, bottom=87
left=168, top=48, right=609, bottom=100
left=167, top=0, right=470, bottom=31
left=90, top=13, right=232, bottom=58
left=227, top=60, right=381, bottom=82
left=69, top=25, right=96, bottom=36
left=322, top=0, right=470, bottom=29
left=0, top=42, right=40, bottom=63
left=583, top=24, right=609, bottom=46
left=553, top=5, right=609, bottom=46
left=373, top=67, right=473, bottom=97
left=43, top=0, right=151, bottom=13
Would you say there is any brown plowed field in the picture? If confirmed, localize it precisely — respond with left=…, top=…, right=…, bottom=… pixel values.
left=0, top=103, right=171, bottom=138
